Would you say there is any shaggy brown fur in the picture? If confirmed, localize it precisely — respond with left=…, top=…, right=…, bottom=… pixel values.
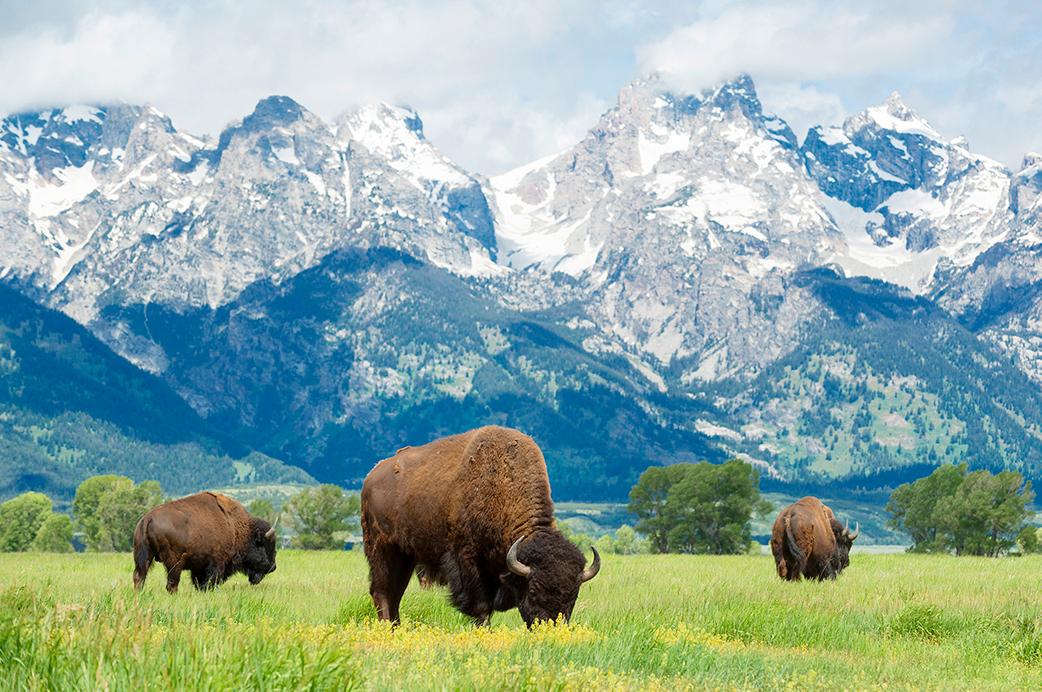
left=361, top=426, right=599, bottom=627
left=770, top=496, right=857, bottom=581
left=133, top=491, right=277, bottom=593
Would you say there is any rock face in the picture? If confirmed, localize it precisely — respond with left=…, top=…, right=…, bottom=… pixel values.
left=802, top=92, right=1013, bottom=293
left=1, top=98, right=498, bottom=335
left=491, top=75, right=840, bottom=382
left=3, top=74, right=1042, bottom=497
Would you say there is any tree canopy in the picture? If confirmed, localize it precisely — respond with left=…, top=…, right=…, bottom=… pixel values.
left=628, top=460, right=770, bottom=555
left=887, top=464, right=1035, bottom=556
left=0, top=491, right=74, bottom=552
left=73, top=475, right=163, bottom=552
left=0, top=492, right=54, bottom=552
left=285, top=485, right=359, bottom=550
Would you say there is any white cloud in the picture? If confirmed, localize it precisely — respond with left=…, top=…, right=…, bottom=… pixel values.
left=0, top=0, right=630, bottom=174
left=636, top=1, right=1042, bottom=167
left=756, top=83, right=847, bottom=143
left=638, top=2, right=957, bottom=91
left=0, top=1, right=1040, bottom=171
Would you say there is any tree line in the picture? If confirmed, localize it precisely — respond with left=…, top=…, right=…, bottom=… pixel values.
left=0, top=476, right=361, bottom=553
left=3, top=461, right=1039, bottom=557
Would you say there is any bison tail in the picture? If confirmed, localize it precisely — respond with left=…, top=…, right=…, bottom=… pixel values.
left=783, top=515, right=806, bottom=579
left=132, top=516, right=154, bottom=589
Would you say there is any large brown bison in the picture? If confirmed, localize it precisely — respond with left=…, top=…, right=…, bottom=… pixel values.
left=361, top=426, right=600, bottom=627
left=133, top=491, right=278, bottom=593
left=771, top=496, right=859, bottom=581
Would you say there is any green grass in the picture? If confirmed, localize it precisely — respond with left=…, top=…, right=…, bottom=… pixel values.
left=2, top=551, right=1041, bottom=690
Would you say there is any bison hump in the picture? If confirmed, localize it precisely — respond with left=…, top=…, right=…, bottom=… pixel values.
left=204, top=491, right=238, bottom=517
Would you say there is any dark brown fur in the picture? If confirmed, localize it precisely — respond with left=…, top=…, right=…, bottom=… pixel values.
left=770, top=496, right=856, bottom=581
left=133, top=491, right=277, bottom=593
left=361, top=426, right=597, bottom=626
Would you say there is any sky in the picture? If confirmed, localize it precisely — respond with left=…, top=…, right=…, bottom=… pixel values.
left=2, top=0, right=1040, bottom=175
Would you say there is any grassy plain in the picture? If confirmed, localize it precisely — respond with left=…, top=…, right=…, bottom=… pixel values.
left=1, top=550, right=1041, bottom=690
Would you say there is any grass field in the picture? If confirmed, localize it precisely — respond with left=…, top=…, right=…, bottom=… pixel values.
left=2, top=551, right=1041, bottom=690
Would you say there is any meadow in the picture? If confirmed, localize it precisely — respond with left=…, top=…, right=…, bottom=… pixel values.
left=1, top=551, right=1041, bottom=690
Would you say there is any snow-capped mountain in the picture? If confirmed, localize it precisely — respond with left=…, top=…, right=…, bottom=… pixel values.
left=803, top=93, right=1012, bottom=292
left=492, top=75, right=841, bottom=380
left=4, top=73, right=1042, bottom=498
left=1, top=97, right=497, bottom=342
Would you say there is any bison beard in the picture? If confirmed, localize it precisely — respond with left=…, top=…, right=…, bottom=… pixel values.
left=361, top=426, right=600, bottom=627
left=770, top=496, right=858, bottom=581
left=132, top=492, right=278, bottom=593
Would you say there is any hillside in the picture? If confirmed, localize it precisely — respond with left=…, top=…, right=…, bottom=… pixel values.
left=706, top=270, right=1042, bottom=498
left=0, top=284, right=311, bottom=500
left=99, top=247, right=720, bottom=499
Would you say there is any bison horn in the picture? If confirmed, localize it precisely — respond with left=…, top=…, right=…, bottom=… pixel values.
left=506, top=537, right=532, bottom=578
left=265, top=516, right=278, bottom=540
left=580, top=546, right=601, bottom=583
left=848, top=521, right=860, bottom=541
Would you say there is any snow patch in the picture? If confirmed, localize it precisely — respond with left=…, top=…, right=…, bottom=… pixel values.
left=273, top=145, right=299, bottom=166
left=824, top=194, right=940, bottom=291
left=28, top=162, right=98, bottom=217
left=637, top=127, right=689, bottom=175
left=695, top=419, right=743, bottom=442
left=304, top=170, right=326, bottom=195
left=61, top=105, right=103, bottom=123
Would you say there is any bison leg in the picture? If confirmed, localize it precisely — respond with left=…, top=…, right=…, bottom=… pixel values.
left=368, top=545, right=414, bottom=625
left=164, top=554, right=187, bottom=594
left=191, top=563, right=219, bottom=591
left=439, top=553, right=492, bottom=626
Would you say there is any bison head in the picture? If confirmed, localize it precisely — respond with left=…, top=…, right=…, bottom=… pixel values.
left=502, top=531, right=600, bottom=627
left=832, top=520, right=860, bottom=573
left=243, top=518, right=278, bottom=585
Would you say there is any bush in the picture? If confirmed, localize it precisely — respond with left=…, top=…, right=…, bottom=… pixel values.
left=559, top=523, right=593, bottom=552
left=1017, top=526, right=1040, bottom=554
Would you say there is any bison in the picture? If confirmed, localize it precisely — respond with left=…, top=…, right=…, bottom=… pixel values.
left=361, top=426, right=600, bottom=627
left=133, top=491, right=278, bottom=593
left=771, top=496, right=859, bottom=581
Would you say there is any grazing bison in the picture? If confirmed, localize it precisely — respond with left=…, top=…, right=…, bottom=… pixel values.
left=771, top=496, right=858, bottom=581
left=133, top=491, right=278, bottom=593
left=361, top=426, right=600, bottom=627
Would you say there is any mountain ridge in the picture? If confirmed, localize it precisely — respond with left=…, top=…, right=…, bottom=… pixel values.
left=3, top=73, right=1042, bottom=500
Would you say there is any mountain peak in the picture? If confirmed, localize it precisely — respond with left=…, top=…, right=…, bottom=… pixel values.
left=242, top=95, right=307, bottom=131
left=857, top=92, right=941, bottom=140
left=1021, top=152, right=1042, bottom=172
left=885, top=91, right=911, bottom=117
left=344, top=103, right=425, bottom=139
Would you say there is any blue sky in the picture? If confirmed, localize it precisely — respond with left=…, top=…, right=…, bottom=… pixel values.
left=2, top=1, right=1040, bottom=174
